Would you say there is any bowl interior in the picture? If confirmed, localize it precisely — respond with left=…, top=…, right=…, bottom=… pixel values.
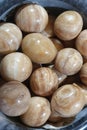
left=0, top=0, right=87, bottom=130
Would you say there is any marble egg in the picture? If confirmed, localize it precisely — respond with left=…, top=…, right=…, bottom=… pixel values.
left=21, top=96, right=51, bottom=127
left=54, top=11, right=83, bottom=41
left=0, top=52, right=32, bottom=82
left=51, top=83, right=85, bottom=117
left=15, top=4, right=48, bottom=32
left=55, top=48, right=83, bottom=75
left=0, top=23, right=22, bottom=55
left=0, top=81, right=31, bottom=116
left=22, top=33, right=57, bottom=64
left=30, top=67, right=59, bottom=96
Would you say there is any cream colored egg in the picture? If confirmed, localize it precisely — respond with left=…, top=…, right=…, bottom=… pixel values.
left=0, top=23, right=22, bottom=55
left=30, top=67, right=58, bottom=96
left=54, top=11, right=83, bottom=40
left=51, top=84, right=84, bottom=117
left=21, top=96, right=51, bottom=127
left=0, top=52, right=32, bottom=82
left=15, top=4, right=48, bottom=32
left=22, top=33, right=57, bottom=64
left=0, top=81, right=31, bottom=116
left=55, top=48, right=83, bottom=75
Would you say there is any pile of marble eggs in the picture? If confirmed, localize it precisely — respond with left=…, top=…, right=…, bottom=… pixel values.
left=0, top=4, right=87, bottom=127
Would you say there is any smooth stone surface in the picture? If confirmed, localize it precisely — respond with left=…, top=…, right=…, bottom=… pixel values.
left=0, top=23, right=22, bottom=55
left=0, top=52, right=32, bottom=82
left=54, top=11, right=83, bottom=41
left=51, top=84, right=85, bottom=117
left=15, top=4, right=48, bottom=32
left=30, top=67, right=58, bottom=96
left=0, top=81, right=31, bottom=116
left=21, top=96, right=51, bottom=127
left=22, top=33, right=57, bottom=64
left=55, top=48, right=83, bottom=75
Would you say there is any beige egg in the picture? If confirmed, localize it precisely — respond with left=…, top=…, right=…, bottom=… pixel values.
left=55, top=48, right=83, bottom=75
left=0, top=23, right=22, bottom=55
left=54, top=11, right=83, bottom=41
left=0, top=81, right=31, bottom=116
left=21, top=96, right=51, bottom=127
left=15, top=4, right=48, bottom=32
left=30, top=67, right=58, bottom=96
left=22, top=33, right=57, bottom=64
left=0, top=52, right=32, bottom=82
left=76, top=30, right=87, bottom=57
left=51, top=83, right=84, bottom=117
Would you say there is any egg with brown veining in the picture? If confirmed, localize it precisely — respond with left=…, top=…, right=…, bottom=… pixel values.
left=20, top=96, right=51, bottom=127
left=0, top=81, right=31, bottom=116
left=30, top=67, right=58, bottom=96
left=54, top=11, right=83, bottom=41
left=55, top=48, right=83, bottom=75
left=15, top=4, right=48, bottom=32
left=0, top=23, right=22, bottom=55
left=0, top=52, right=32, bottom=82
left=22, top=33, right=57, bottom=64
left=51, top=83, right=84, bottom=117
